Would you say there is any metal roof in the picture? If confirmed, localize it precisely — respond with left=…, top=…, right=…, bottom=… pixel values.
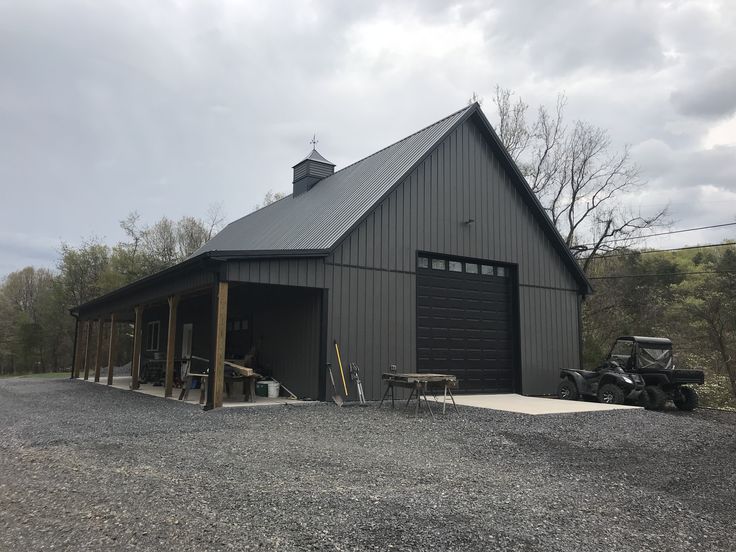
left=193, top=104, right=474, bottom=255
left=294, top=148, right=334, bottom=167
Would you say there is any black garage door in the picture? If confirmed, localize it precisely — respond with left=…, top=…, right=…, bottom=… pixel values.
left=416, top=254, right=515, bottom=393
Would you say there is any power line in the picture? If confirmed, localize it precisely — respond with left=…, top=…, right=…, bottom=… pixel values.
left=578, top=221, right=736, bottom=248
left=588, top=269, right=736, bottom=280
left=586, top=242, right=736, bottom=260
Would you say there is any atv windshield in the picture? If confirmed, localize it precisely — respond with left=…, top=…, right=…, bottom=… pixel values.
left=609, top=340, right=634, bottom=368
left=638, top=347, right=673, bottom=370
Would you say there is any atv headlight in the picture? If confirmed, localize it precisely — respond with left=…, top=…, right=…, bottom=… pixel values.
left=621, top=376, right=633, bottom=384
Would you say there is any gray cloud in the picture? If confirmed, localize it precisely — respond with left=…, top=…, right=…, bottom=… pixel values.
left=0, top=0, right=735, bottom=278
left=485, top=1, right=666, bottom=75
left=670, top=66, right=736, bottom=119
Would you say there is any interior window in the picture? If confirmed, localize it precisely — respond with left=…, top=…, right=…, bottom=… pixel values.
left=431, top=259, right=446, bottom=270
left=465, top=263, right=478, bottom=274
left=448, top=261, right=462, bottom=272
left=146, top=321, right=160, bottom=351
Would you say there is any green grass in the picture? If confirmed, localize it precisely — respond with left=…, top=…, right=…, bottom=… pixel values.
left=0, top=371, right=71, bottom=379
left=699, top=373, right=736, bottom=411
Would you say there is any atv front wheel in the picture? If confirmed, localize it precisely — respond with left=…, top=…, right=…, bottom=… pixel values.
left=673, top=386, right=698, bottom=411
left=644, top=385, right=666, bottom=411
left=557, top=379, right=579, bottom=400
left=598, top=383, right=625, bottom=404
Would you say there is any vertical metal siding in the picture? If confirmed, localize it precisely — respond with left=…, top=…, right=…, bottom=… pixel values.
left=325, top=117, right=582, bottom=399
left=252, top=287, right=322, bottom=399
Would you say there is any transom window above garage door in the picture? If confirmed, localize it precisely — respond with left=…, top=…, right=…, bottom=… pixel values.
left=417, top=254, right=509, bottom=277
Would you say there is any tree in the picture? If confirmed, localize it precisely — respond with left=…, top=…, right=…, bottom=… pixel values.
left=176, top=216, right=209, bottom=258
left=253, top=189, right=287, bottom=211
left=114, top=206, right=226, bottom=280
left=489, top=86, right=669, bottom=272
left=0, top=205, right=227, bottom=375
left=1, top=267, right=53, bottom=324
left=203, top=202, right=226, bottom=241
left=672, top=249, right=736, bottom=398
left=0, top=267, right=58, bottom=372
left=57, top=239, right=110, bottom=307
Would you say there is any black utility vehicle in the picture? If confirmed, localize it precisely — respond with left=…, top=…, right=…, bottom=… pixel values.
left=607, top=336, right=704, bottom=411
left=557, top=361, right=645, bottom=405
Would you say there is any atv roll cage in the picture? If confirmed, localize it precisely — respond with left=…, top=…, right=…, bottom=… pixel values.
left=608, top=336, right=674, bottom=371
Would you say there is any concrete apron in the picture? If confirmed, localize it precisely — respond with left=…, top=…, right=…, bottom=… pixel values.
left=432, top=393, right=640, bottom=415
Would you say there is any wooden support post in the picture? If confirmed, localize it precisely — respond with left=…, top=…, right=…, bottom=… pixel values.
left=71, top=319, right=82, bottom=378
left=131, top=306, right=143, bottom=390
left=83, top=320, right=91, bottom=380
left=107, top=314, right=117, bottom=385
left=94, top=319, right=104, bottom=383
left=210, top=281, right=228, bottom=409
left=165, top=295, right=179, bottom=398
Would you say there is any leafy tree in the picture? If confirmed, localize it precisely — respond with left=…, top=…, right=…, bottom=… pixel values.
left=0, top=205, right=226, bottom=375
left=670, top=249, right=736, bottom=397
left=57, top=240, right=110, bottom=306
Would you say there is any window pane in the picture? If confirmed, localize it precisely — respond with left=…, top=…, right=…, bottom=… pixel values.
left=147, top=322, right=160, bottom=351
left=417, top=256, right=429, bottom=269
left=431, top=259, right=446, bottom=270
left=449, top=260, right=462, bottom=272
left=481, top=265, right=494, bottom=276
left=465, top=263, right=478, bottom=274
left=497, top=266, right=506, bottom=277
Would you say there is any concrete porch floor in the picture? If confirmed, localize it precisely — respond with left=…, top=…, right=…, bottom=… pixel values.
left=431, top=393, right=640, bottom=415
left=85, top=376, right=312, bottom=408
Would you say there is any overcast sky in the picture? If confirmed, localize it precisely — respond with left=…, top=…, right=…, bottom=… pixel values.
left=1, top=0, right=735, bottom=276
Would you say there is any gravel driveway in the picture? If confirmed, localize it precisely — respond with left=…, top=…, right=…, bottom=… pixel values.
left=1, top=378, right=734, bottom=551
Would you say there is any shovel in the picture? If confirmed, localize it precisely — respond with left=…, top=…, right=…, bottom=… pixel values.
left=327, top=362, right=343, bottom=407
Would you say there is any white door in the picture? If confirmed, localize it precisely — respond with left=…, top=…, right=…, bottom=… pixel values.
left=181, top=324, right=193, bottom=377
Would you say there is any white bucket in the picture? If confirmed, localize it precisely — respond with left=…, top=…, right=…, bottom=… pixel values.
left=259, top=380, right=280, bottom=398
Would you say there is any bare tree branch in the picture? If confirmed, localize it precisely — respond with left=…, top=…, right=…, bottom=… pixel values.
left=489, top=85, right=671, bottom=274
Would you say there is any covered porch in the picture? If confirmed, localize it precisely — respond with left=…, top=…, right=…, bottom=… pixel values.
left=70, top=263, right=326, bottom=410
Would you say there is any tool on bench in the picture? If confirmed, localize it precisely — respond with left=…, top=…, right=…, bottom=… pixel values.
left=333, top=340, right=349, bottom=397
left=326, top=362, right=344, bottom=407
left=349, top=362, right=367, bottom=406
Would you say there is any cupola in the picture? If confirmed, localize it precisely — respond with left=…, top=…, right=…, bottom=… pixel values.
left=292, top=145, right=335, bottom=196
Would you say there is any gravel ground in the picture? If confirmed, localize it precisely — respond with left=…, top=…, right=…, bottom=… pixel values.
left=1, top=378, right=735, bottom=552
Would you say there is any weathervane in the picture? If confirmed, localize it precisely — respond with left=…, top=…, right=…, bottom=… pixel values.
left=310, top=133, right=318, bottom=150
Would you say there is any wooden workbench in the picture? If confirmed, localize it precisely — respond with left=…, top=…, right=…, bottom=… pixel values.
left=379, top=372, right=459, bottom=418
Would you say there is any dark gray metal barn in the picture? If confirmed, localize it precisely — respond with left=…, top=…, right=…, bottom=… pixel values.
left=70, top=103, right=591, bottom=408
